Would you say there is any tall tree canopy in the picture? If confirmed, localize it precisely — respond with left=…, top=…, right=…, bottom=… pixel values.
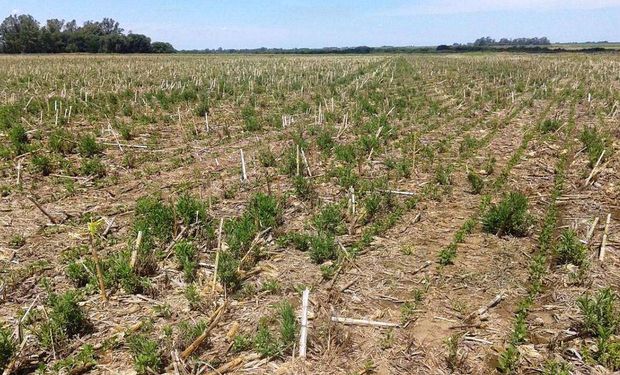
left=0, top=14, right=175, bottom=53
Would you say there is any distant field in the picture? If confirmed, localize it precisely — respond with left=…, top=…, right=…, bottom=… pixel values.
left=0, top=53, right=619, bottom=374
left=553, top=42, right=620, bottom=50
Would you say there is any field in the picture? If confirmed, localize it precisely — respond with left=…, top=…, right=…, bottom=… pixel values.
left=0, top=53, right=619, bottom=374
left=552, top=43, right=620, bottom=50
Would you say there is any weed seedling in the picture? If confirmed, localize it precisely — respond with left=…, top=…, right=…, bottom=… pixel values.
left=254, top=320, right=280, bottom=357
left=278, top=301, right=298, bottom=347
left=231, top=334, right=252, bottom=353
left=174, top=241, right=198, bottom=282
left=482, top=192, right=532, bottom=237
left=35, top=290, right=90, bottom=351
left=467, top=171, right=484, bottom=194
left=309, top=233, right=338, bottom=264
left=78, top=134, right=102, bottom=157
left=312, top=203, right=345, bottom=235
left=555, top=229, right=587, bottom=266
left=216, top=251, right=241, bottom=290
left=0, top=325, right=16, bottom=372
left=32, top=154, right=54, bottom=176
left=127, top=334, right=162, bottom=374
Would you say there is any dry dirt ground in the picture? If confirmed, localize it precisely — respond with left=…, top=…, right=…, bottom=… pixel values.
left=0, top=54, right=619, bottom=374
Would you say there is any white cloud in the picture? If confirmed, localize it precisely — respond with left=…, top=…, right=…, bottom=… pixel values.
left=387, top=0, right=620, bottom=15
left=10, top=8, right=21, bottom=15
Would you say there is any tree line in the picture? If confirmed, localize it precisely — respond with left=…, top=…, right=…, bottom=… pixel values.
left=471, top=36, right=551, bottom=46
left=0, top=14, right=175, bottom=53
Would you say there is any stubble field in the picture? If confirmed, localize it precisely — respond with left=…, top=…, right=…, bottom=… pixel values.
left=0, top=53, right=619, bottom=374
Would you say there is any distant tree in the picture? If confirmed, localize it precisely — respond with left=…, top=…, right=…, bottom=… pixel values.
left=0, top=13, right=173, bottom=54
left=100, top=33, right=127, bottom=53
left=100, top=18, right=123, bottom=35
left=40, top=19, right=65, bottom=52
left=0, top=14, right=41, bottom=53
left=125, top=33, right=152, bottom=53
left=472, top=36, right=551, bottom=47
left=151, top=41, right=175, bottom=53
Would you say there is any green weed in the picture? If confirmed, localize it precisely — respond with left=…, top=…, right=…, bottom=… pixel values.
left=127, top=334, right=162, bottom=374
left=555, top=229, right=587, bottom=266
left=174, top=241, right=198, bottom=282
left=309, top=233, right=338, bottom=264
left=467, top=171, right=484, bottom=194
left=78, top=134, right=102, bottom=157
left=312, top=203, right=345, bottom=235
left=482, top=192, right=532, bottom=237
left=0, top=324, right=15, bottom=372
left=32, top=154, right=54, bottom=176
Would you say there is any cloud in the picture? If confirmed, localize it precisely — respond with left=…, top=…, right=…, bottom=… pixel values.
left=386, top=0, right=620, bottom=16
left=10, top=8, right=21, bottom=15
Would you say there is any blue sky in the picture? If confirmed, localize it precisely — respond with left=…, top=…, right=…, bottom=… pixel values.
left=1, top=0, right=619, bottom=49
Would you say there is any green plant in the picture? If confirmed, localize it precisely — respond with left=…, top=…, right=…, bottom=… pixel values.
left=580, top=126, right=607, bottom=167
left=278, top=301, right=298, bottom=347
left=279, top=232, right=311, bottom=252
left=540, top=118, right=561, bottom=133
left=312, top=203, right=345, bottom=235
left=0, top=324, right=16, bottom=372
left=80, top=157, right=106, bottom=177
left=261, top=279, right=281, bottom=294
left=78, top=134, right=102, bottom=157
left=542, top=360, right=571, bottom=375
left=242, top=105, right=261, bottom=131
left=362, top=192, right=394, bottom=222
left=254, top=321, right=280, bottom=357
left=107, top=250, right=149, bottom=293
left=497, top=344, right=519, bottom=373
left=398, top=159, right=412, bottom=179
left=231, top=334, right=252, bottom=353
left=134, top=195, right=174, bottom=244
left=438, top=243, right=457, bottom=266
left=258, top=147, right=276, bottom=168
left=32, top=154, right=54, bottom=176
left=467, top=171, right=484, bottom=194
left=195, top=99, right=210, bottom=117
left=482, top=155, right=496, bottom=175
left=317, top=128, right=335, bottom=153
left=309, top=233, right=338, bottom=264
left=293, top=175, right=316, bottom=201
left=217, top=251, right=241, bottom=290
left=117, top=123, right=133, bottom=141
left=0, top=105, right=18, bottom=131
left=596, top=339, right=620, bottom=371
left=482, top=192, right=532, bottom=237
left=127, top=334, right=162, bottom=374
left=174, top=241, right=198, bottom=282
left=8, top=234, right=25, bottom=249
left=9, top=124, right=29, bottom=155
left=578, top=288, right=618, bottom=339
left=434, top=164, right=452, bottom=186
left=177, top=320, right=208, bottom=353
left=184, top=284, right=204, bottom=311
left=35, top=290, right=90, bottom=350
left=65, top=259, right=94, bottom=287
left=247, top=193, right=281, bottom=230
left=49, top=128, right=75, bottom=154
left=51, top=344, right=96, bottom=373
left=320, top=263, right=337, bottom=279
left=459, top=135, right=479, bottom=156
left=445, top=333, right=464, bottom=371
left=175, top=193, right=211, bottom=233
left=555, top=229, right=587, bottom=266
left=331, top=166, right=358, bottom=190
left=334, top=143, right=357, bottom=165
